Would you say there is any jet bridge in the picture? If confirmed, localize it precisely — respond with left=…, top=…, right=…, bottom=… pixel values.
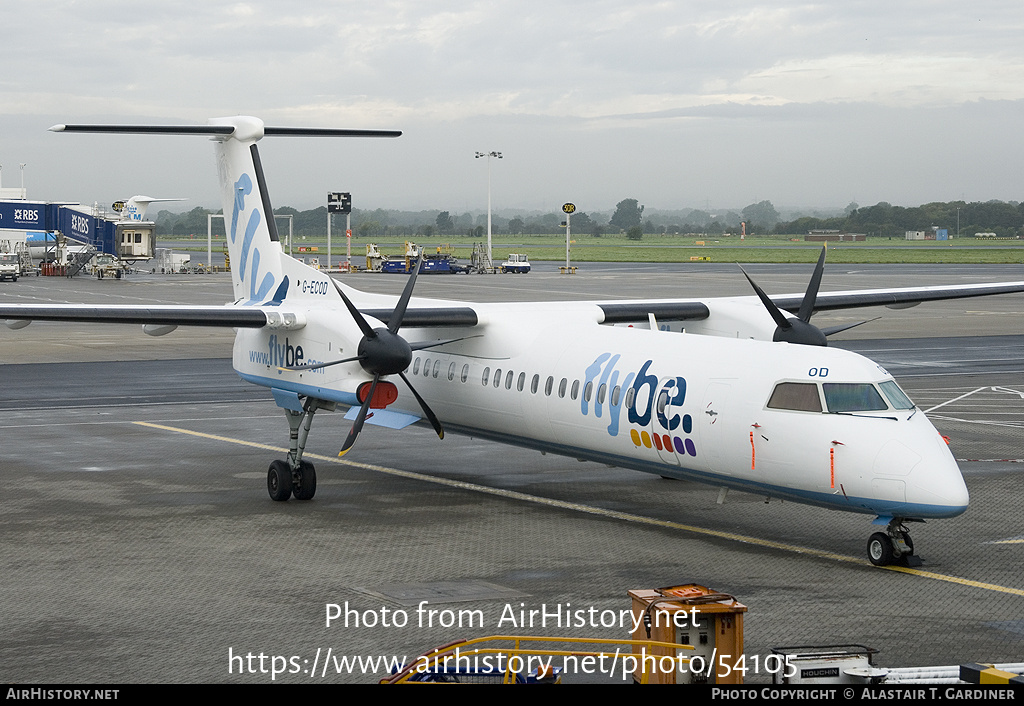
left=0, top=199, right=156, bottom=270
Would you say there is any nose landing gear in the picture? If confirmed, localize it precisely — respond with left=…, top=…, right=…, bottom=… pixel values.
left=867, top=519, right=921, bottom=567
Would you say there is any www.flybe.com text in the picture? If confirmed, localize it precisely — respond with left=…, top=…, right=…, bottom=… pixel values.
left=248, top=334, right=324, bottom=372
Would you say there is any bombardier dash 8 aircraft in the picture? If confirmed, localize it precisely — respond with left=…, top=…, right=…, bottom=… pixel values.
left=3, top=116, right=1024, bottom=567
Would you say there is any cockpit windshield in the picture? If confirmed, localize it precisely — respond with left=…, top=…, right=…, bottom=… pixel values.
left=766, top=380, right=916, bottom=414
left=767, top=382, right=822, bottom=412
left=822, top=383, right=888, bottom=413
left=878, top=380, right=915, bottom=410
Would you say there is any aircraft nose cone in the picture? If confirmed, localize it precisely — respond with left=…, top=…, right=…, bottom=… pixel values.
left=909, top=437, right=970, bottom=517
left=937, top=471, right=970, bottom=514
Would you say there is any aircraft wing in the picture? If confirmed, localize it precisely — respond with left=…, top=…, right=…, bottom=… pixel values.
left=773, top=281, right=1024, bottom=313
left=587, top=281, right=1024, bottom=323
left=3, top=281, right=1023, bottom=328
left=0, top=303, right=483, bottom=330
left=0, top=304, right=269, bottom=327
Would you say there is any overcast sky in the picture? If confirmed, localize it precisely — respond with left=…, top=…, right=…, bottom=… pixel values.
left=1, top=1, right=1022, bottom=214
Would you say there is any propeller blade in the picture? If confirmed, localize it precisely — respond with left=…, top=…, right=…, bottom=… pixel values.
left=329, top=277, right=377, bottom=340
left=388, top=256, right=422, bottom=334
left=278, top=354, right=364, bottom=372
left=797, top=247, right=827, bottom=323
left=399, top=371, right=444, bottom=440
left=339, top=374, right=379, bottom=457
left=738, top=265, right=791, bottom=330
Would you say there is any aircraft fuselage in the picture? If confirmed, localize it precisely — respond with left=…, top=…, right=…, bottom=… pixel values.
left=233, top=296, right=970, bottom=523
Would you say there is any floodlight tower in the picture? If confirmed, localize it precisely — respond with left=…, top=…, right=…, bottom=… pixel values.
left=475, top=151, right=502, bottom=266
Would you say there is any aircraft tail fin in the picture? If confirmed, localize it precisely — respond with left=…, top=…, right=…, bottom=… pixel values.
left=51, top=117, right=401, bottom=303
left=118, top=196, right=186, bottom=222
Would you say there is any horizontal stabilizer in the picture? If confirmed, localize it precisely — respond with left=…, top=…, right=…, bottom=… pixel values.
left=50, top=124, right=235, bottom=135
left=50, top=124, right=401, bottom=138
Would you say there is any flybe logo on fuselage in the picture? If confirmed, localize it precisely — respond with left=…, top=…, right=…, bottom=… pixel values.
left=248, top=334, right=324, bottom=373
left=581, top=353, right=697, bottom=458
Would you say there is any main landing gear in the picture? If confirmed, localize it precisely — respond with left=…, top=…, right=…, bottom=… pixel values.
left=267, top=397, right=335, bottom=502
left=867, top=519, right=921, bottom=567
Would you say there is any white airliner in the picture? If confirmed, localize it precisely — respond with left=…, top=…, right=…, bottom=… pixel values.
left=4, top=116, right=1024, bottom=568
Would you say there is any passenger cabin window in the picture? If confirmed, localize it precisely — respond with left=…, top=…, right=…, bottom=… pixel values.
left=432, top=360, right=441, bottom=378
left=482, top=367, right=490, bottom=386
left=505, top=370, right=514, bottom=389
left=413, top=358, right=421, bottom=375
left=767, top=382, right=822, bottom=412
left=531, top=374, right=540, bottom=394
left=571, top=380, right=580, bottom=400
left=461, top=364, right=470, bottom=383
left=517, top=372, right=526, bottom=392
left=544, top=376, right=553, bottom=396
left=448, top=362, right=456, bottom=381
left=823, top=383, right=887, bottom=413
left=558, top=378, right=567, bottom=398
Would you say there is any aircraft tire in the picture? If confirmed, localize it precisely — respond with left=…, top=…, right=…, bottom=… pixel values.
left=867, top=532, right=894, bottom=566
left=292, top=461, right=317, bottom=501
left=267, top=460, right=293, bottom=501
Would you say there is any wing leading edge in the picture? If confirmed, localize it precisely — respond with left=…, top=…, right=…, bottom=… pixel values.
left=776, top=281, right=1024, bottom=313
left=0, top=305, right=269, bottom=327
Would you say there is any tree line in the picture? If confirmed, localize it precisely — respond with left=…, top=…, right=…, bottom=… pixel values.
left=156, top=197, right=1024, bottom=240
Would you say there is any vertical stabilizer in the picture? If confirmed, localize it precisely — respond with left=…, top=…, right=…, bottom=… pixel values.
left=209, top=116, right=284, bottom=304
left=119, top=196, right=186, bottom=222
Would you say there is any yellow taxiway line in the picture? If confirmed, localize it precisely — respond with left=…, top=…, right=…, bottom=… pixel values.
left=135, top=421, right=1024, bottom=598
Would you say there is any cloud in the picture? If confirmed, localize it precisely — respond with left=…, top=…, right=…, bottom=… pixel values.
left=2, top=2, right=1023, bottom=211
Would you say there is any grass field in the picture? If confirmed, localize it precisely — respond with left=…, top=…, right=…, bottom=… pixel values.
left=165, top=233, right=1024, bottom=264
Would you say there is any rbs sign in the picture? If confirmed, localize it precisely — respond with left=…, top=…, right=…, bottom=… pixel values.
left=0, top=202, right=49, bottom=229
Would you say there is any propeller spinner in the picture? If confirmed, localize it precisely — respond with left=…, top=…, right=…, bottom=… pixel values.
left=330, top=258, right=444, bottom=455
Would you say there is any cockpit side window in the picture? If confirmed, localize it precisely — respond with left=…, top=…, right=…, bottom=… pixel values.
left=879, top=380, right=915, bottom=410
left=767, top=382, right=822, bottom=412
left=823, top=383, right=887, bottom=413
